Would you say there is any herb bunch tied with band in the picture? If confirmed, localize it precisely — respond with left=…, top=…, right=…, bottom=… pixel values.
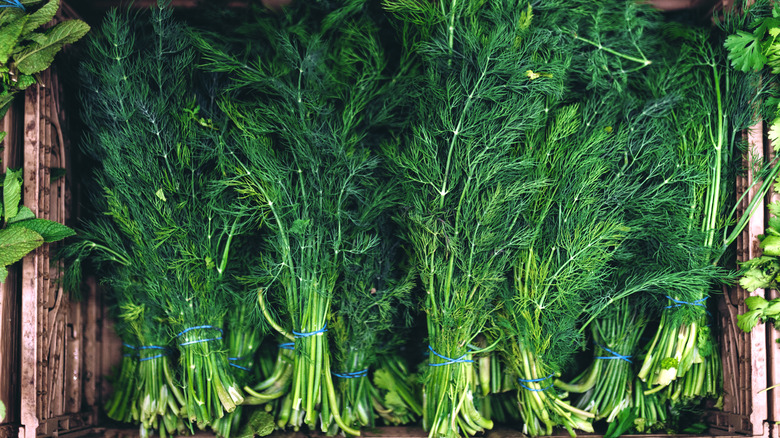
left=64, top=4, right=248, bottom=430
left=383, top=1, right=560, bottom=436
left=196, top=1, right=404, bottom=434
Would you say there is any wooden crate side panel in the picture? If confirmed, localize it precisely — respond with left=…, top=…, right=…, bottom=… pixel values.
left=1, top=92, right=25, bottom=432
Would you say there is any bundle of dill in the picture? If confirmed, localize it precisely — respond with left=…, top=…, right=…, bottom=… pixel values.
left=65, top=4, right=250, bottom=432
left=193, top=1, right=406, bottom=434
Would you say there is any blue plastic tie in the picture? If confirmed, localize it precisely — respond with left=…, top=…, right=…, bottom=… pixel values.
left=332, top=369, right=369, bottom=379
left=518, top=373, right=554, bottom=392
left=427, top=345, right=473, bottom=367
left=229, top=363, right=251, bottom=371
left=292, top=323, right=327, bottom=338
left=140, top=353, right=167, bottom=362
left=122, top=343, right=136, bottom=350
left=0, top=0, right=25, bottom=11
left=279, top=342, right=295, bottom=350
left=665, top=295, right=708, bottom=309
left=176, top=325, right=223, bottom=346
left=176, top=325, right=223, bottom=337
left=596, top=344, right=632, bottom=363
left=179, top=337, right=222, bottom=346
left=139, top=345, right=166, bottom=350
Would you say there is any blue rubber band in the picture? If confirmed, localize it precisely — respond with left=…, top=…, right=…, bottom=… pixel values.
left=332, top=369, right=369, bottom=379
left=519, top=381, right=555, bottom=392
left=518, top=374, right=555, bottom=392
left=228, top=356, right=244, bottom=361
left=665, top=295, right=708, bottom=309
left=179, top=336, right=223, bottom=346
left=0, top=0, right=25, bottom=10
left=292, top=323, right=327, bottom=338
left=279, top=342, right=295, bottom=350
left=139, top=345, right=167, bottom=350
left=229, top=363, right=251, bottom=371
left=176, top=325, right=223, bottom=338
left=427, top=345, right=473, bottom=367
left=596, top=344, right=632, bottom=363
left=123, top=354, right=133, bottom=357
left=140, top=353, right=167, bottom=362
left=122, top=343, right=136, bottom=349
left=517, top=373, right=554, bottom=383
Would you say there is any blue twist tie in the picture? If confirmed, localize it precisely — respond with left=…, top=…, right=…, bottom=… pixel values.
left=292, top=323, right=327, bottom=338
left=332, top=369, right=369, bottom=379
left=596, top=344, right=632, bottom=363
left=140, top=353, right=167, bottom=362
left=518, top=373, right=554, bottom=392
left=279, top=342, right=295, bottom=350
left=665, top=295, right=708, bottom=309
left=176, top=325, right=224, bottom=346
left=229, top=363, right=251, bottom=371
left=139, top=345, right=169, bottom=362
left=122, top=343, right=136, bottom=350
left=427, top=345, right=473, bottom=367
left=0, top=0, right=25, bottom=10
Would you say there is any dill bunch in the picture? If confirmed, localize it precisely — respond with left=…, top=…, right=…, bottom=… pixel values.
left=195, top=1, right=403, bottom=434
left=383, top=1, right=564, bottom=436
left=65, top=4, right=250, bottom=428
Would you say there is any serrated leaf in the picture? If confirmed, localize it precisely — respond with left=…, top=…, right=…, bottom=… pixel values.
left=737, top=309, right=763, bottom=333
left=745, top=296, right=769, bottom=311
left=761, top=235, right=780, bottom=256
left=0, top=15, right=28, bottom=64
left=0, top=226, right=43, bottom=267
left=3, top=168, right=22, bottom=220
left=764, top=299, right=780, bottom=319
left=0, top=131, right=6, bottom=143
left=770, top=118, right=780, bottom=149
left=0, top=8, right=24, bottom=27
left=739, top=267, right=773, bottom=291
left=7, top=205, right=34, bottom=223
left=8, top=218, right=73, bottom=242
left=13, top=19, right=90, bottom=75
left=769, top=217, right=780, bottom=234
left=769, top=200, right=780, bottom=217
left=725, top=31, right=767, bottom=72
left=21, top=0, right=58, bottom=36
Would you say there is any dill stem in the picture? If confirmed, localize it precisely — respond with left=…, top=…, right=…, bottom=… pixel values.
left=571, top=34, right=651, bottom=67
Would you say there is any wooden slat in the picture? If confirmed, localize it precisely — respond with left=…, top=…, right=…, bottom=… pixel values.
left=20, top=83, right=41, bottom=438
left=745, top=122, right=768, bottom=438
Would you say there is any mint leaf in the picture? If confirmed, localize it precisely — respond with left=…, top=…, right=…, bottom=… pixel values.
left=3, top=168, right=22, bottom=220
left=21, top=0, right=58, bottom=36
left=9, top=218, right=74, bottom=242
left=0, top=226, right=43, bottom=267
left=14, top=19, right=90, bottom=75
left=7, top=205, right=34, bottom=223
left=0, top=15, right=28, bottom=64
left=725, top=31, right=767, bottom=72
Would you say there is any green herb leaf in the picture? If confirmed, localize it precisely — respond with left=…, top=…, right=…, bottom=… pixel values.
left=725, top=31, right=767, bottom=72
left=21, top=0, right=58, bottom=36
left=8, top=218, right=74, bottom=242
left=737, top=309, right=764, bottom=332
left=289, top=219, right=310, bottom=236
left=0, top=226, right=43, bottom=267
left=3, top=168, right=22, bottom=221
left=8, top=205, right=35, bottom=223
left=0, top=267, right=6, bottom=283
left=770, top=117, right=780, bottom=148
left=745, top=295, right=769, bottom=311
left=0, top=15, right=28, bottom=64
left=236, top=410, right=274, bottom=437
left=13, top=19, right=89, bottom=75
left=0, top=399, right=5, bottom=422
left=761, top=235, right=780, bottom=256
left=739, top=266, right=772, bottom=291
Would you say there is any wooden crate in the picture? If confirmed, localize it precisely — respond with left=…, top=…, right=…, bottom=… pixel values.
left=0, top=3, right=109, bottom=438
